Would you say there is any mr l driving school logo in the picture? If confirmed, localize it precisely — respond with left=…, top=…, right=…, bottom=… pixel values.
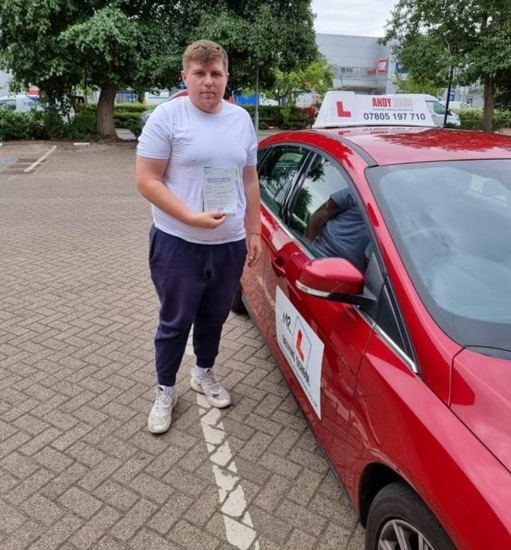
left=276, top=288, right=324, bottom=418
left=281, top=311, right=312, bottom=383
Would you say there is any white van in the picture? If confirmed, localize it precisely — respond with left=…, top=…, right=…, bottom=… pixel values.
left=385, top=94, right=461, bottom=127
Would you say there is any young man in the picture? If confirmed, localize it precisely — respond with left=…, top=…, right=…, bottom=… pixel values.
left=136, top=40, right=261, bottom=434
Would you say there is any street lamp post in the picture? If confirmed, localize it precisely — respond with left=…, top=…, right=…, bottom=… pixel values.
left=444, top=64, right=454, bottom=127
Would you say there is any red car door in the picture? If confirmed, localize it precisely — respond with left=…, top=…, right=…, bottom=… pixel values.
left=261, top=147, right=376, bottom=476
left=238, top=148, right=276, bottom=330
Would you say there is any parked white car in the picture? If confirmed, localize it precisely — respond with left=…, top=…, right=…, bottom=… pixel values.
left=0, top=95, right=39, bottom=112
left=0, top=94, right=76, bottom=120
left=143, top=91, right=171, bottom=106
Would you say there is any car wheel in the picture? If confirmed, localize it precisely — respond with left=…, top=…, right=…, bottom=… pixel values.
left=231, top=285, right=247, bottom=314
left=365, top=482, right=456, bottom=550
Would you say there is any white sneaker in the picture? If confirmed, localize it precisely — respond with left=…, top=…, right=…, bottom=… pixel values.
left=190, top=369, right=231, bottom=408
left=148, top=386, right=177, bottom=434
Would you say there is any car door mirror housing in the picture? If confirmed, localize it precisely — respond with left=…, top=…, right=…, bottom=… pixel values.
left=296, top=258, right=364, bottom=298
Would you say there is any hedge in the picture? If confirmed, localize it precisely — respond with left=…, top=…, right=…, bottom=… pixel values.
left=0, top=101, right=319, bottom=141
left=242, top=105, right=314, bottom=129
left=0, top=110, right=95, bottom=141
left=114, top=112, right=142, bottom=137
left=456, top=109, right=511, bottom=131
left=76, top=102, right=152, bottom=115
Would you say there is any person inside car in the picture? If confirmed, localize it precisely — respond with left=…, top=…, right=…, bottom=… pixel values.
left=305, top=187, right=370, bottom=272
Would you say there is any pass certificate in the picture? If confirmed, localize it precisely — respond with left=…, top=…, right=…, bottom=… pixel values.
left=203, top=166, right=238, bottom=216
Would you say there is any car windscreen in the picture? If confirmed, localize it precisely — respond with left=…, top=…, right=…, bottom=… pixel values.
left=367, top=160, right=511, bottom=358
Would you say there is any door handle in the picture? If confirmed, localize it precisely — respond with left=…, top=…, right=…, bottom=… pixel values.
left=271, top=256, right=286, bottom=278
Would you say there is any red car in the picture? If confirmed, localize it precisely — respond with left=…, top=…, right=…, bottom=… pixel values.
left=235, top=93, right=511, bottom=550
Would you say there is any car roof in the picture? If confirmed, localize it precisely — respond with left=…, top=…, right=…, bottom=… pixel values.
left=274, top=127, right=511, bottom=166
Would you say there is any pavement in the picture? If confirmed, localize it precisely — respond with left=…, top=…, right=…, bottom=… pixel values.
left=0, top=141, right=365, bottom=550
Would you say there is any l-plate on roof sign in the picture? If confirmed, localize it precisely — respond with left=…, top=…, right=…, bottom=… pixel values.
left=314, top=91, right=435, bottom=129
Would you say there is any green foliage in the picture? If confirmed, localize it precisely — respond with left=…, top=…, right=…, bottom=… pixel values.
left=0, top=110, right=96, bottom=141
left=385, top=34, right=451, bottom=92
left=393, top=71, right=444, bottom=97
left=0, top=0, right=317, bottom=136
left=176, top=1, right=317, bottom=93
left=112, top=103, right=153, bottom=113
left=76, top=103, right=150, bottom=115
left=0, top=112, right=34, bottom=140
left=383, top=0, right=511, bottom=132
left=113, top=112, right=142, bottom=137
left=495, top=70, right=511, bottom=109
left=67, top=113, right=96, bottom=139
left=269, top=53, right=334, bottom=105
left=242, top=105, right=312, bottom=129
left=457, top=108, right=511, bottom=131
left=75, top=104, right=98, bottom=114
left=0, top=101, right=317, bottom=141
left=280, top=104, right=314, bottom=130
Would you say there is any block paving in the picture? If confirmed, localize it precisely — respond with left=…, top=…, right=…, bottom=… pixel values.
left=0, top=142, right=365, bottom=549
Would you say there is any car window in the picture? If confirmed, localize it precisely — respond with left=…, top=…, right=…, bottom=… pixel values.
left=0, top=100, right=16, bottom=111
left=431, top=101, right=446, bottom=115
left=289, top=154, right=371, bottom=272
left=367, top=160, right=511, bottom=357
left=258, top=146, right=308, bottom=216
left=288, top=154, right=350, bottom=240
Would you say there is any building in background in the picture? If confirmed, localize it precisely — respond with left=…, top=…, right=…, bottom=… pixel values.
left=315, top=33, right=484, bottom=107
left=316, top=33, right=396, bottom=95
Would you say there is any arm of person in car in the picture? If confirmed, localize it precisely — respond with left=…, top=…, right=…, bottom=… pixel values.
left=305, top=198, right=343, bottom=241
left=243, top=164, right=262, bottom=266
left=136, top=156, right=225, bottom=229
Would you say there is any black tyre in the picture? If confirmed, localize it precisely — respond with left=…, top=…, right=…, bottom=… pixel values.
left=366, top=482, right=457, bottom=550
left=231, top=285, right=247, bottom=314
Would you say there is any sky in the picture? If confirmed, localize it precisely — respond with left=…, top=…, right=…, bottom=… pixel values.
left=311, top=0, right=397, bottom=37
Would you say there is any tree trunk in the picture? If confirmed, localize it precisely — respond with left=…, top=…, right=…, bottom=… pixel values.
left=482, top=75, right=495, bottom=133
left=96, top=81, right=119, bottom=138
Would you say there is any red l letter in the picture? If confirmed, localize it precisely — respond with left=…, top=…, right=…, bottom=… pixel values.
left=336, top=101, right=352, bottom=118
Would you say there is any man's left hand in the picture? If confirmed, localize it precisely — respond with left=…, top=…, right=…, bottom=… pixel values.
left=247, top=234, right=262, bottom=267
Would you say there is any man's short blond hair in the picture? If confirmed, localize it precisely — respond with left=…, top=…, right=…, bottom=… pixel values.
left=183, top=40, right=229, bottom=72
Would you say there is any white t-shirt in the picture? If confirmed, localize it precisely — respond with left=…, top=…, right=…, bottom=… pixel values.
left=137, top=97, right=258, bottom=244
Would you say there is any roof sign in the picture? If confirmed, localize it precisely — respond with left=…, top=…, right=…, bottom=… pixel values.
left=314, top=91, right=435, bottom=129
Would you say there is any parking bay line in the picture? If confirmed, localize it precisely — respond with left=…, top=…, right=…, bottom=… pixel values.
left=186, top=340, right=260, bottom=550
left=23, top=145, right=57, bottom=173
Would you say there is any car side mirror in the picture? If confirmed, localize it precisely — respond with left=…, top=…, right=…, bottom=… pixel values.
left=296, top=258, right=364, bottom=298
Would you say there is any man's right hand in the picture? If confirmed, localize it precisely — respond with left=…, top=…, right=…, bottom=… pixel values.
left=188, top=211, right=226, bottom=229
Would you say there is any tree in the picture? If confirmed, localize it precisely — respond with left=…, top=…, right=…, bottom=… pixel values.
left=172, top=0, right=317, bottom=94
left=270, top=54, right=334, bottom=106
left=390, top=33, right=451, bottom=96
left=383, top=0, right=511, bottom=132
left=0, top=0, right=317, bottom=137
left=495, top=69, right=511, bottom=109
left=0, top=0, right=182, bottom=137
left=394, top=72, right=445, bottom=97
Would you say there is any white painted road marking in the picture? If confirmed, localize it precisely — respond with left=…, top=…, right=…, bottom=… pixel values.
left=196, top=395, right=260, bottom=550
left=186, top=335, right=260, bottom=550
left=24, top=145, right=57, bottom=173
